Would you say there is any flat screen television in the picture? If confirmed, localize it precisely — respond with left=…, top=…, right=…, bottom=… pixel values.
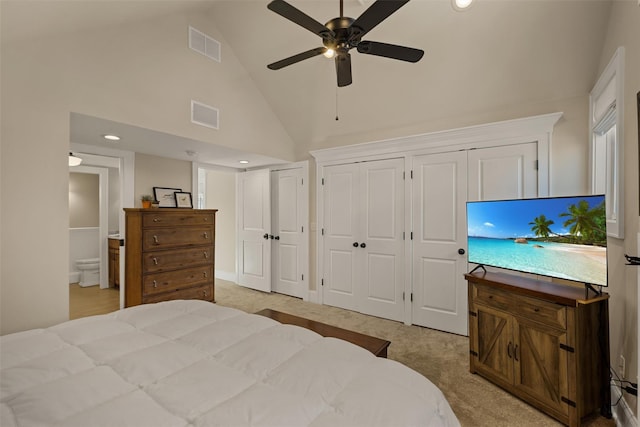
left=466, top=195, right=607, bottom=287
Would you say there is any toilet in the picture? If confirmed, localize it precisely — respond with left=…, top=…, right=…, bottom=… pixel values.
left=76, top=258, right=100, bottom=287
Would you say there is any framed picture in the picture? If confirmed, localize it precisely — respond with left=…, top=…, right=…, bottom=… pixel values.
left=175, top=191, right=193, bottom=209
left=153, top=187, right=181, bottom=208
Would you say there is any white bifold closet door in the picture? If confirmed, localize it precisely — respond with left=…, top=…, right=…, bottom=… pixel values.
left=322, top=158, right=405, bottom=322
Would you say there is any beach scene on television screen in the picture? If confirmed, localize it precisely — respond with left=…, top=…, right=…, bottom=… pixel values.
left=467, top=196, right=607, bottom=286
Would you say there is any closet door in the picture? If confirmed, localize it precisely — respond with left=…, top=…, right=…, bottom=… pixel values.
left=412, top=151, right=468, bottom=335
left=271, top=167, right=307, bottom=299
left=322, top=158, right=405, bottom=320
left=358, top=159, right=405, bottom=322
left=322, top=163, right=360, bottom=311
left=467, top=143, right=538, bottom=201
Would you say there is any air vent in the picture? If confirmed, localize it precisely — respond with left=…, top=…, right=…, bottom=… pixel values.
left=189, top=26, right=221, bottom=62
left=191, top=100, right=219, bottom=130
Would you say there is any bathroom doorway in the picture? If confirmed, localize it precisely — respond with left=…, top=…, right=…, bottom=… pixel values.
left=68, top=148, right=132, bottom=317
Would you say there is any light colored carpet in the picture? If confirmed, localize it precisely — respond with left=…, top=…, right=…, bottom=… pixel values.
left=214, top=280, right=615, bottom=427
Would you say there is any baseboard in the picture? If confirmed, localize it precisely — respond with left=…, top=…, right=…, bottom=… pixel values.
left=611, top=383, right=638, bottom=427
left=215, top=270, right=237, bottom=283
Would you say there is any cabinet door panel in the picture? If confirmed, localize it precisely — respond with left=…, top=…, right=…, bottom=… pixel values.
left=515, top=321, right=569, bottom=416
left=475, top=304, right=514, bottom=384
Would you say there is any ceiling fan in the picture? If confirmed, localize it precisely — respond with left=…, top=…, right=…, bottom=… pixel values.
left=267, top=0, right=424, bottom=87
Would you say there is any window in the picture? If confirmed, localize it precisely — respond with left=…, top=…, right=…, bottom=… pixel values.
left=590, top=47, right=624, bottom=238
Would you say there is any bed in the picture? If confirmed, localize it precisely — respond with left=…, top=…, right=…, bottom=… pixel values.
left=1, top=300, right=460, bottom=426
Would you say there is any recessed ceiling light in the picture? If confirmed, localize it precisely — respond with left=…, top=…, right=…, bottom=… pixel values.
left=452, top=0, right=473, bottom=11
left=103, top=134, right=121, bottom=141
left=239, top=160, right=249, bottom=164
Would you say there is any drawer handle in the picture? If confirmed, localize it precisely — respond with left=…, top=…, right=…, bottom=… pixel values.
left=203, top=232, right=209, bottom=239
left=153, top=280, right=158, bottom=288
left=203, top=251, right=209, bottom=259
left=507, top=342, right=513, bottom=359
left=533, top=308, right=540, bottom=312
left=152, top=257, right=158, bottom=265
left=203, top=290, right=208, bottom=297
left=153, top=235, right=159, bottom=244
left=153, top=217, right=160, bottom=222
left=203, top=271, right=208, bottom=278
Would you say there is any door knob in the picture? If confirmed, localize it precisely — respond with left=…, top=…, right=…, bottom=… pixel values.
left=360, top=243, right=366, bottom=248
left=263, top=233, right=269, bottom=240
left=458, top=248, right=465, bottom=255
left=275, top=236, right=280, bottom=240
left=269, top=234, right=274, bottom=239
left=353, top=242, right=359, bottom=247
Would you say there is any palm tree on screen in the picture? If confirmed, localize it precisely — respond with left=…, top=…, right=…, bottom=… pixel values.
left=560, top=200, right=606, bottom=243
left=529, top=215, right=555, bottom=238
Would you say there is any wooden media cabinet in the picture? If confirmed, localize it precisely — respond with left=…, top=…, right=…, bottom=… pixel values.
left=465, top=271, right=611, bottom=427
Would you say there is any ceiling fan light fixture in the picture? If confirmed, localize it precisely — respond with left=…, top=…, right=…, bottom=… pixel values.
left=452, top=0, right=473, bottom=11
left=323, top=48, right=336, bottom=59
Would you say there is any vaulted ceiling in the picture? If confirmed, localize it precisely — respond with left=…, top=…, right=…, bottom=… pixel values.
left=2, top=0, right=613, bottom=165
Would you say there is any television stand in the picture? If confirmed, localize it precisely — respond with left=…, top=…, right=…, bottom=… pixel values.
left=465, top=270, right=611, bottom=427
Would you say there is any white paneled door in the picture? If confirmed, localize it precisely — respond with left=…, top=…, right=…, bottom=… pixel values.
left=467, top=143, right=538, bottom=201
left=271, top=167, right=307, bottom=299
left=412, top=151, right=468, bottom=335
left=237, top=169, right=271, bottom=292
left=322, top=158, right=405, bottom=321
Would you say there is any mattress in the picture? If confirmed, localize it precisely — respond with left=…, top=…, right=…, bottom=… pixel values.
left=1, top=300, right=460, bottom=426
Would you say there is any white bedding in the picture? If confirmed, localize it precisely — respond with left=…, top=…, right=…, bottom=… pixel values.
left=1, top=300, right=459, bottom=427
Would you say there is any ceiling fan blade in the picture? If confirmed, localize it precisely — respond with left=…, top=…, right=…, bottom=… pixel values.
left=267, top=0, right=334, bottom=39
left=268, top=47, right=327, bottom=70
left=350, top=0, right=410, bottom=40
left=335, top=53, right=352, bottom=87
left=357, top=41, right=424, bottom=62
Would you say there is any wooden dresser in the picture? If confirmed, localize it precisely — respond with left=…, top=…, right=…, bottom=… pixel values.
left=465, top=271, right=610, bottom=427
left=124, top=208, right=217, bottom=307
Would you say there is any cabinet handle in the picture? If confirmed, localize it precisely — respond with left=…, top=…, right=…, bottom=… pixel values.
left=152, top=257, right=158, bottom=265
left=203, top=232, right=209, bottom=239
left=203, top=290, right=208, bottom=297
left=514, top=345, right=519, bottom=361
left=507, top=342, right=513, bottom=358
left=203, top=271, right=207, bottom=278
left=153, top=217, right=160, bottom=222
left=153, top=280, right=158, bottom=288
left=203, top=251, right=209, bottom=259
left=153, top=235, right=159, bottom=244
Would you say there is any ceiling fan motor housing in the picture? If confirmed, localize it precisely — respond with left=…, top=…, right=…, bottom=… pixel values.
left=324, top=17, right=359, bottom=52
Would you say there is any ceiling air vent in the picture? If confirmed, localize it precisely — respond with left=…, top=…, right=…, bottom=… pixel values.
left=191, top=100, right=219, bottom=130
left=189, top=26, right=221, bottom=62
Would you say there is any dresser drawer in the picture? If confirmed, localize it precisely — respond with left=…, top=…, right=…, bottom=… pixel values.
left=142, top=227, right=212, bottom=250
left=513, top=294, right=566, bottom=330
left=143, top=212, right=215, bottom=228
left=144, top=246, right=214, bottom=273
left=473, top=282, right=566, bottom=330
left=143, top=283, right=214, bottom=304
left=143, top=266, right=213, bottom=296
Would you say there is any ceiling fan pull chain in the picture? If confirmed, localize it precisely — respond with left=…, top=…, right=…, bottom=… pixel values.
left=335, top=87, right=340, bottom=121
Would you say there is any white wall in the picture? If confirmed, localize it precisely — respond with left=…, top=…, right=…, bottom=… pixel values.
left=597, top=0, right=640, bottom=417
left=0, top=6, right=295, bottom=334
